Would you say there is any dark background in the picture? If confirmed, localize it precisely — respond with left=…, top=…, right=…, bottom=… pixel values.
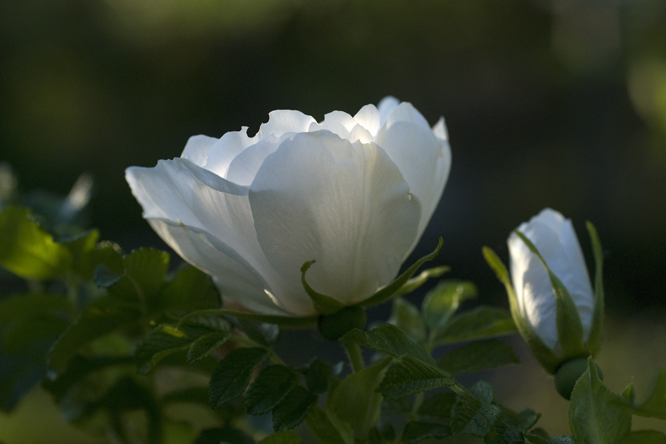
left=1, top=0, right=666, bottom=440
left=2, top=0, right=665, bottom=315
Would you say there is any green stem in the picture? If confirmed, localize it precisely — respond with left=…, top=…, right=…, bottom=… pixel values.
left=344, top=342, right=364, bottom=373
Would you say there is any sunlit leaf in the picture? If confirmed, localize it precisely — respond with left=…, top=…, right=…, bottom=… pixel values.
left=0, top=206, right=71, bottom=279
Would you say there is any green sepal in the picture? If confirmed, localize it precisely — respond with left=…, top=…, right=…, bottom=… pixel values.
left=300, top=260, right=346, bottom=315
left=358, top=238, right=443, bottom=308
left=585, top=221, right=604, bottom=356
left=513, top=231, right=586, bottom=359
left=395, top=266, right=450, bottom=296
left=482, top=246, right=561, bottom=374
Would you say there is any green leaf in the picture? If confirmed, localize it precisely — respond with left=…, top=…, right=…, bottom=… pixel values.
left=422, top=280, right=477, bottom=331
left=450, top=392, right=502, bottom=437
left=245, top=365, right=298, bottom=415
left=107, top=248, right=169, bottom=305
left=619, top=431, right=666, bottom=444
left=0, top=293, right=71, bottom=326
left=359, top=238, right=443, bottom=308
left=178, top=308, right=317, bottom=327
left=402, top=422, right=452, bottom=443
left=235, top=319, right=280, bottom=347
left=195, top=427, right=254, bottom=444
left=437, top=340, right=519, bottom=376
left=378, top=354, right=456, bottom=399
left=484, top=423, right=524, bottom=444
left=272, top=385, right=317, bottom=431
left=340, top=324, right=435, bottom=365
left=159, top=265, right=221, bottom=312
left=388, top=297, right=426, bottom=343
left=568, top=358, right=632, bottom=444
left=305, top=405, right=355, bottom=444
left=187, top=330, right=232, bottom=364
left=48, top=308, right=138, bottom=374
left=135, top=323, right=217, bottom=373
left=435, top=306, right=517, bottom=345
left=633, top=369, right=666, bottom=419
left=500, top=408, right=540, bottom=432
left=305, top=359, right=333, bottom=394
left=0, top=320, right=66, bottom=413
left=160, top=387, right=210, bottom=406
left=0, top=206, right=71, bottom=279
left=209, top=347, right=269, bottom=409
left=300, top=260, right=345, bottom=315
left=396, top=266, right=450, bottom=296
left=42, top=355, right=134, bottom=402
left=470, top=380, right=495, bottom=403
left=329, top=359, right=390, bottom=436
left=260, top=430, right=304, bottom=444
left=417, top=392, right=457, bottom=421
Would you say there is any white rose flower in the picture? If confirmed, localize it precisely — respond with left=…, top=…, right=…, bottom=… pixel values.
left=126, top=97, right=451, bottom=317
left=507, top=208, right=595, bottom=352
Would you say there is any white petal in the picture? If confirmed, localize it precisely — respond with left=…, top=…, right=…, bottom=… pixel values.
left=225, top=135, right=283, bottom=186
left=375, top=120, right=451, bottom=246
left=353, top=104, right=381, bottom=137
left=148, top=218, right=291, bottom=316
left=508, top=230, right=560, bottom=350
left=126, top=159, right=313, bottom=315
left=509, top=209, right=595, bottom=350
left=384, top=102, right=431, bottom=131
left=204, top=127, right=256, bottom=179
left=378, top=96, right=400, bottom=125
left=249, top=131, right=421, bottom=305
left=181, top=135, right=218, bottom=167
left=309, top=111, right=374, bottom=143
left=257, top=110, right=317, bottom=139
left=433, top=117, right=448, bottom=141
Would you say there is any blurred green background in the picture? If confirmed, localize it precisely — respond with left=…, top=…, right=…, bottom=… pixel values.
left=1, top=0, right=666, bottom=441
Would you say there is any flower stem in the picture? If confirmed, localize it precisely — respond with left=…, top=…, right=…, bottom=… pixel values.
left=344, top=342, right=364, bottom=373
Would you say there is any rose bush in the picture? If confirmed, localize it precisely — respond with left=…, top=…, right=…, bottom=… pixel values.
left=126, top=97, right=451, bottom=317
left=508, top=208, right=595, bottom=352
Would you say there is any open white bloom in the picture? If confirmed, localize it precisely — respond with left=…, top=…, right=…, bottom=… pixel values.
left=508, top=208, right=595, bottom=351
left=126, top=97, right=451, bottom=317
